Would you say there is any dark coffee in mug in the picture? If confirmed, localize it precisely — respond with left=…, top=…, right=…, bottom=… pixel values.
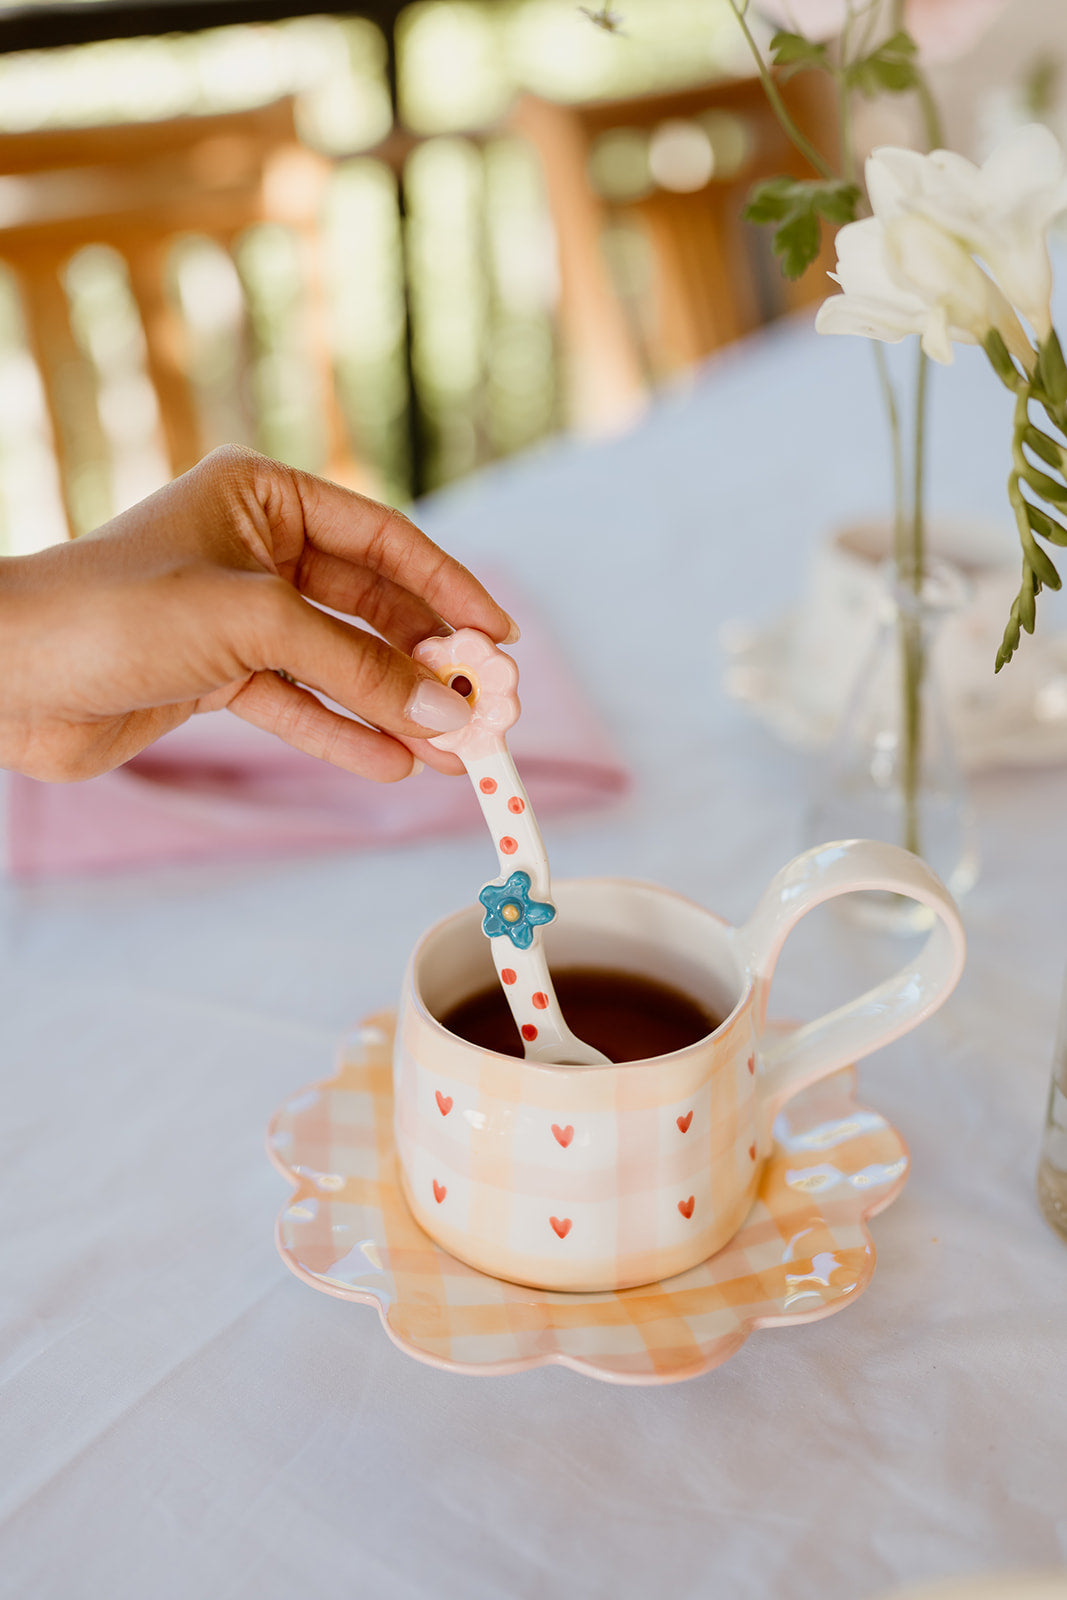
left=438, top=966, right=722, bottom=1064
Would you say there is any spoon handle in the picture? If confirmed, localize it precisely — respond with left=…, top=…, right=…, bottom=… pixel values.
left=466, top=743, right=608, bottom=1067
left=413, top=629, right=609, bottom=1068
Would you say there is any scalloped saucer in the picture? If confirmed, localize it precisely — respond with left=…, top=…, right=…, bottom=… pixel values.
left=266, top=1014, right=909, bottom=1385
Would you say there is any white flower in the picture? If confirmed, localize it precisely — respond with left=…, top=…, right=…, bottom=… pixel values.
left=817, top=126, right=1067, bottom=362
left=815, top=216, right=947, bottom=355
left=815, top=213, right=1032, bottom=366
left=865, top=126, right=1067, bottom=338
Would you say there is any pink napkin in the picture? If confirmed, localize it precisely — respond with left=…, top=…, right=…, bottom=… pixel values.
left=6, top=584, right=628, bottom=879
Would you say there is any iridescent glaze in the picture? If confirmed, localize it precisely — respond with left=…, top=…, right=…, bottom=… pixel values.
left=268, top=1014, right=911, bottom=1386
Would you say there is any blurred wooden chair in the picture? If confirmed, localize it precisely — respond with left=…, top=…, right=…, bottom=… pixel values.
left=0, top=97, right=361, bottom=539
left=512, top=74, right=839, bottom=432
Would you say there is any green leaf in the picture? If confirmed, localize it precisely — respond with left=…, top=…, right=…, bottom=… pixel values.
left=744, top=177, right=859, bottom=280
left=1023, top=425, right=1065, bottom=471
left=1024, top=530, right=1063, bottom=589
left=769, top=29, right=829, bottom=76
left=849, top=56, right=919, bottom=94
left=743, top=175, right=799, bottom=225
left=1023, top=465, right=1067, bottom=504
left=880, top=29, right=919, bottom=58
left=1019, top=578, right=1037, bottom=632
left=996, top=603, right=1022, bottom=671
left=1039, top=395, right=1067, bottom=437
left=745, top=177, right=858, bottom=227
left=773, top=208, right=821, bottom=279
left=811, top=181, right=862, bottom=223
left=1026, top=501, right=1067, bottom=545
left=982, top=328, right=1021, bottom=389
left=1037, top=330, right=1067, bottom=406
left=847, top=29, right=920, bottom=97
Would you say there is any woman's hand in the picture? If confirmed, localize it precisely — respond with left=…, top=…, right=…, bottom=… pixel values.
left=0, top=446, right=516, bottom=783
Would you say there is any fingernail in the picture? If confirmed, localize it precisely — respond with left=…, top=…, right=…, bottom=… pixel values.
left=503, top=614, right=521, bottom=644
left=409, top=758, right=425, bottom=776
left=407, top=678, right=472, bottom=733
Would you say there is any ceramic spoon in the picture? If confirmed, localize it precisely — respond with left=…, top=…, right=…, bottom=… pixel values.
left=413, top=629, right=609, bottom=1067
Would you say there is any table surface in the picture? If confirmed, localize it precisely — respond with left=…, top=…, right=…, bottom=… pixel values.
left=3, top=302, right=1067, bottom=1599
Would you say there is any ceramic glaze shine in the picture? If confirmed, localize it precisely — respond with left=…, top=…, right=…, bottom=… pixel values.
left=414, top=628, right=609, bottom=1067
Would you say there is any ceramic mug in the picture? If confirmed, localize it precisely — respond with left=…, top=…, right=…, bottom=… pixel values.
left=393, top=841, right=965, bottom=1292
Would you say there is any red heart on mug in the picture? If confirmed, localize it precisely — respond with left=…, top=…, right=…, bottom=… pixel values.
left=552, top=1124, right=574, bottom=1148
left=747, top=1054, right=756, bottom=1076
left=677, top=1111, right=693, bottom=1133
left=678, top=1195, right=695, bottom=1220
left=550, top=1216, right=572, bottom=1239
left=435, top=1091, right=453, bottom=1116
left=749, top=1143, right=757, bottom=1161
left=432, top=1179, right=446, bottom=1203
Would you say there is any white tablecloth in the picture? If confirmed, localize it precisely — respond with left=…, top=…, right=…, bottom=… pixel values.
left=3, top=311, right=1066, bottom=1599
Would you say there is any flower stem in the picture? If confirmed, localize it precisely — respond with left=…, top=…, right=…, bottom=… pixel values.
left=856, top=0, right=885, bottom=59
left=838, top=3, right=858, bottom=184
left=838, top=77, right=856, bottom=185
left=725, top=0, right=836, bottom=180
left=899, top=344, right=930, bottom=859
left=872, top=342, right=906, bottom=568
left=915, top=73, right=946, bottom=152
left=912, top=342, right=929, bottom=593
left=728, top=0, right=939, bottom=863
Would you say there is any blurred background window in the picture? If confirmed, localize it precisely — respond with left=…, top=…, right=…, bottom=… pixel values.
left=0, top=1, right=778, bottom=553
left=0, top=0, right=1052, bottom=556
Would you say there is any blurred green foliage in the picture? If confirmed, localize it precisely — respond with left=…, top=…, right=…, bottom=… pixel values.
left=0, top=2, right=742, bottom=550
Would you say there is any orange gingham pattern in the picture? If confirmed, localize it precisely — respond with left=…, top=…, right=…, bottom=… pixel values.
left=267, top=1014, right=909, bottom=1386
left=394, top=996, right=754, bottom=1290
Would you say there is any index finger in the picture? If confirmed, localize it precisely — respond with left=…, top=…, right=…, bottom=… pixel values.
left=273, top=465, right=519, bottom=643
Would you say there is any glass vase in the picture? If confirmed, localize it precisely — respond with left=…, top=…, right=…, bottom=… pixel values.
left=1038, top=976, right=1067, bottom=1240
left=806, top=560, right=979, bottom=932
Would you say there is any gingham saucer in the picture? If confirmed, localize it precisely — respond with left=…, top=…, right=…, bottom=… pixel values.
left=266, top=1014, right=909, bottom=1386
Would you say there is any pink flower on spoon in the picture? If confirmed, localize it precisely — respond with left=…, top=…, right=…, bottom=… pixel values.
left=413, top=629, right=520, bottom=759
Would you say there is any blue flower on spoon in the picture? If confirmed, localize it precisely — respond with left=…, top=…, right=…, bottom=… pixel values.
left=479, top=871, right=556, bottom=950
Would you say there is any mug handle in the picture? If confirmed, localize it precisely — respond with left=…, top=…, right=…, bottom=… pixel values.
left=733, top=839, right=966, bottom=1128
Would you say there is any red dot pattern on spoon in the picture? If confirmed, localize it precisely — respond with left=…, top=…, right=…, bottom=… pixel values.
left=460, top=680, right=586, bottom=1063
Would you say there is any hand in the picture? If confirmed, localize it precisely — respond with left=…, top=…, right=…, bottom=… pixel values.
left=0, top=446, right=517, bottom=783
